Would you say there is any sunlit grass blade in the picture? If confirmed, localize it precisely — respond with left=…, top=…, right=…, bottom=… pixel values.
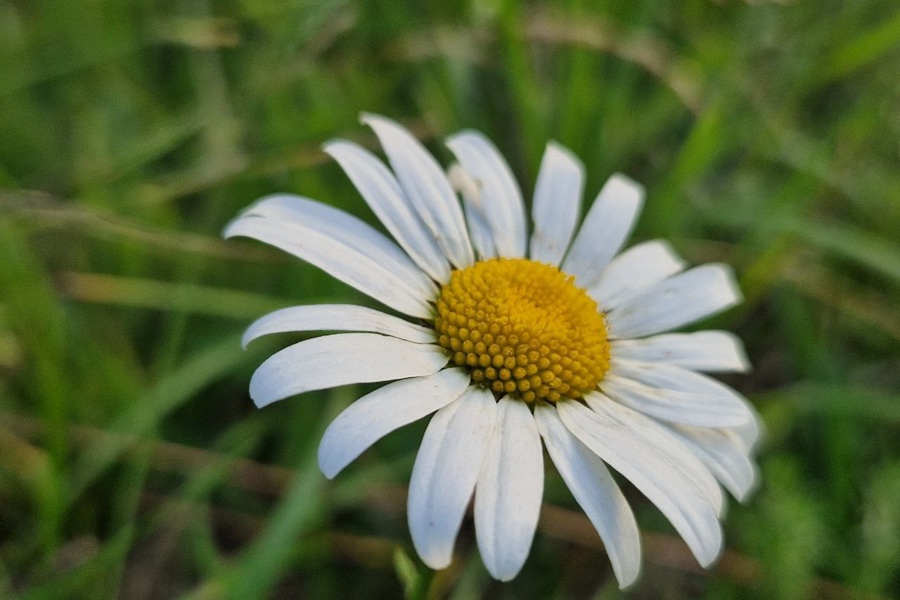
left=820, top=10, right=900, bottom=82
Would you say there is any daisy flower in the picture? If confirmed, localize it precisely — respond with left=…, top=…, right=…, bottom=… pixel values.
left=225, top=113, right=761, bottom=587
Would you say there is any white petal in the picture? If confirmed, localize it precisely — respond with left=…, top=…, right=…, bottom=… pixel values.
left=317, top=368, right=471, bottom=478
left=446, top=131, right=527, bottom=258
left=224, top=196, right=434, bottom=319
left=448, top=163, right=496, bottom=259
left=727, top=396, right=766, bottom=452
left=242, top=304, right=436, bottom=348
left=529, top=142, right=584, bottom=266
left=562, top=174, right=644, bottom=289
left=239, top=194, right=435, bottom=296
left=557, top=395, right=724, bottom=566
left=588, top=240, right=686, bottom=310
left=664, top=424, right=758, bottom=502
left=324, top=140, right=452, bottom=283
left=408, top=387, right=498, bottom=569
left=474, top=397, right=543, bottom=581
left=582, top=394, right=724, bottom=516
left=249, top=333, right=449, bottom=408
left=534, top=403, right=641, bottom=588
left=604, top=360, right=753, bottom=428
left=361, top=113, right=474, bottom=268
left=611, top=331, right=750, bottom=373
left=606, top=264, right=742, bottom=339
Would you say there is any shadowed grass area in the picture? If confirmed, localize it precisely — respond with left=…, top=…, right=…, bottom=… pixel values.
left=1, top=0, right=899, bottom=598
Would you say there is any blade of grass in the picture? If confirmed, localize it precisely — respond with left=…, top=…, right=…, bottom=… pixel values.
left=0, top=223, right=68, bottom=555
left=58, top=272, right=302, bottom=320
left=68, top=333, right=248, bottom=499
left=0, top=192, right=276, bottom=262
left=219, top=434, right=324, bottom=600
left=820, top=10, right=900, bottom=82
left=20, top=525, right=136, bottom=600
left=779, top=218, right=900, bottom=283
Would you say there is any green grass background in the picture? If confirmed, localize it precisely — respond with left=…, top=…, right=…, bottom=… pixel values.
left=1, top=0, right=899, bottom=598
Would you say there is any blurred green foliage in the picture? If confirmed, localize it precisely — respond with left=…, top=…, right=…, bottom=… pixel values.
left=1, top=0, right=898, bottom=598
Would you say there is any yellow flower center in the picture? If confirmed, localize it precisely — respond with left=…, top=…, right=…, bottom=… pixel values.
left=434, top=258, right=610, bottom=402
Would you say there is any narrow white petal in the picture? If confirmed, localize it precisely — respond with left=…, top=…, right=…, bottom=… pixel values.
left=475, top=398, right=543, bottom=581
left=224, top=197, right=434, bottom=319
left=604, top=360, right=753, bottom=427
left=534, top=404, right=641, bottom=588
left=249, top=333, right=449, bottom=408
left=602, top=375, right=746, bottom=429
left=408, top=387, right=498, bottom=569
left=665, top=424, right=758, bottom=502
left=529, top=142, right=584, bottom=266
left=562, top=174, right=644, bottom=289
left=448, top=163, right=496, bottom=259
left=317, top=368, right=471, bottom=478
left=242, top=304, right=436, bottom=348
left=362, top=113, right=474, bottom=268
left=606, top=264, right=742, bottom=339
left=557, top=396, right=724, bottom=566
left=238, top=194, right=435, bottom=296
left=611, top=331, right=750, bottom=373
left=582, top=394, right=724, bottom=516
left=727, top=396, right=766, bottom=452
left=588, top=240, right=686, bottom=310
left=324, top=140, right=451, bottom=283
left=446, top=131, right=527, bottom=258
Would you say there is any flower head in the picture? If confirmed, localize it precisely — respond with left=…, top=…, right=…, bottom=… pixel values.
left=225, top=113, right=762, bottom=587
